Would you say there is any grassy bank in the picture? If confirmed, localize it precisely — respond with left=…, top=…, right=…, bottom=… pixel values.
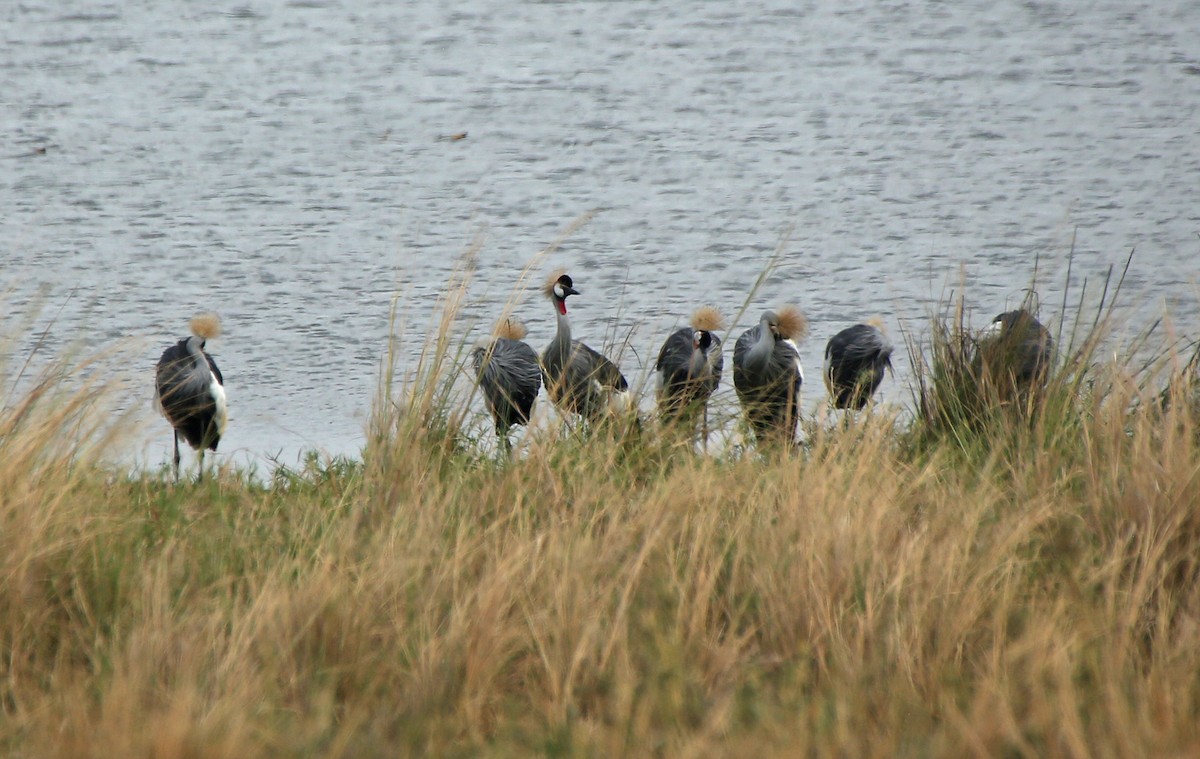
left=2, top=295, right=1199, bottom=757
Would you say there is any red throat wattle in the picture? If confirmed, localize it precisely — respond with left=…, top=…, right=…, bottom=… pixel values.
left=556, top=299, right=567, bottom=316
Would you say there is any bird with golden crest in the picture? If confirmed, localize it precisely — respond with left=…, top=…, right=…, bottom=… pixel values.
left=655, top=306, right=726, bottom=446
left=540, top=270, right=631, bottom=422
left=471, top=315, right=542, bottom=453
left=733, top=305, right=807, bottom=446
left=155, top=313, right=227, bottom=482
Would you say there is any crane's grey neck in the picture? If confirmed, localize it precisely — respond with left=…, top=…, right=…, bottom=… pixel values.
left=550, top=303, right=572, bottom=355
left=744, top=316, right=776, bottom=371
left=687, top=342, right=708, bottom=378
left=185, top=336, right=210, bottom=372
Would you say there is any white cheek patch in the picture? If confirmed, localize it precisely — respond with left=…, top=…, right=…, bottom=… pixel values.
left=553, top=284, right=565, bottom=299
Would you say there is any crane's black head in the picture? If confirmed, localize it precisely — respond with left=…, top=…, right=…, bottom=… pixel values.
left=554, top=274, right=578, bottom=299
left=545, top=272, right=580, bottom=315
left=694, top=330, right=714, bottom=352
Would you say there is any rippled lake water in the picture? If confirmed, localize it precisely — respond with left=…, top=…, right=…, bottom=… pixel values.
left=3, top=0, right=1199, bottom=468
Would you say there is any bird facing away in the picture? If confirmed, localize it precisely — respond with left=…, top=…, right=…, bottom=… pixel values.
left=155, top=313, right=227, bottom=482
left=540, top=271, right=630, bottom=423
left=976, top=308, right=1054, bottom=391
left=823, top=320, right=894, bottom=410
left=655, top=306, right=724, bottom=441
left=733, top=306, right=807, bottom=446
left=472, top=317, right=542, bottom=452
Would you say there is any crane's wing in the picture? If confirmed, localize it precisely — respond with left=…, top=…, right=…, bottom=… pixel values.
left=655, top=328, right=693, bottom=375
left=205, top=351, right=224, bottom=386
left=572, top=340, right=627, bottom=391
left=733, top=326, right=758, bottom=367
left=155, top=340, right=192, bottom=406
left=732, top=326, right=760, bottom=397
left=493, top=339, right=543, bottom=392
left=833, top=325, right=893, bottom=363
left=475, top=339, right=542, bottom=395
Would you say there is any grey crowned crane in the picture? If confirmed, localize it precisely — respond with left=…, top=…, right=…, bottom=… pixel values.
left=472, top=317, right=542, bottom=452
left=540, top=271, right=630, bottom=423
left=976, top=308, right=1054, bottom=392
left=823, top=320, right=894, bottom=410
left=155, top=313, right=227, bottom=482
left=733, top=306, right=807, bottom=446
left=655, top=306, right=724, bottom=443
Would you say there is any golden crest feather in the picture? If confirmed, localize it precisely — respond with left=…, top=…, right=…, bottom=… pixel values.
left=494, top=317, right=528, bottom=341
left=690, top=306, right=724, bottom=333
left=189, top=313, right=222, bottom=340
left=865, top=316, right=888, bottom=334
left=775, top=305, right=808, bottom=341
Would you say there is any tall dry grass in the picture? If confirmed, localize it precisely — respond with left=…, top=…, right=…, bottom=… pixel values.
left=2, top=281, right=1200, bottom=757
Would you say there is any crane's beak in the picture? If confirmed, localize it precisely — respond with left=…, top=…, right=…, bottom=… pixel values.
left=565, top=285, right=580, bottom=297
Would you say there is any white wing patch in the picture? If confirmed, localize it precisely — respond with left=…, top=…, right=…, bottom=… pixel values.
left=608, top=388, right=632, bottom=414
left=210, top=375, right=228, bottom=438
left=784, top=338, right=804, bottom=383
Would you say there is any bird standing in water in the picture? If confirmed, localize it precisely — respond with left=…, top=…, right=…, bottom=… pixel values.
left=540, top=271, right=630, bottom=424
left=733, top=306, right=807, bottom=446
left=655, top=306, right=724, bottom=446
left=155, top=313, right=227, bottom=482
left=472, top=317, right=542, bottom=453
left=823, top=320, right=894, bottom=410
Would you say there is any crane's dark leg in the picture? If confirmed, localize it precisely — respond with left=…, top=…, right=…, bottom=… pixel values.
left=197, top=448, right=206, bottom=483
left=172, top=430, right=181, bottom=483
left=497, top=423, right=513, bottom=458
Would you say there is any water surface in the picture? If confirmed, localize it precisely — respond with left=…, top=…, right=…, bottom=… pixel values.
left=3, top=0, right=1198, bottom=467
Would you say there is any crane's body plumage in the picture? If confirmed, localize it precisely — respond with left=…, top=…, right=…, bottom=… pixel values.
left=823, top=323, right=893, bottom=410
left=156, top=330, right=226, bottom=481
left=541, top=273, right=629, bottom=421
left=472, top=333, right=542, bottom=449
left=733, top=310, right=804, bottom=445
